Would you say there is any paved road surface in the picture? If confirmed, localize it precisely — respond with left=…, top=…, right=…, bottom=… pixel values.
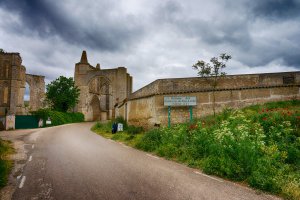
left=1, top=123, right=280, bottom=200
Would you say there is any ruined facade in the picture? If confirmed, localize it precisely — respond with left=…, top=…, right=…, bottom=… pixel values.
left=116, top=71, right=300, bottom=129
left=74, top=51, right=132, bottom=121
left=0, top=52, right=45, bottom=116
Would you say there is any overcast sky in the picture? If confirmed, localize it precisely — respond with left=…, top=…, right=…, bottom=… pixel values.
left=1, top=0, right=299, bottom=92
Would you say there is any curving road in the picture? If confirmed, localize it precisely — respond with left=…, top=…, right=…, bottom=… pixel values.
left=1, top=123, right=280, bottom=200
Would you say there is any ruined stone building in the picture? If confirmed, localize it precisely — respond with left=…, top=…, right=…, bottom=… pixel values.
left=74, top=51, right=132, bottom=121
left=0, top=52, right=45, bottom=117
left=1, top=50, right=299, bottom=130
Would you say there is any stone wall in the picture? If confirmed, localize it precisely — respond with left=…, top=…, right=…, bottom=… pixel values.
left=0, top=52, right=45, bottom=117
left=116, top=72, right=300, bottom=129
left=25, top=74, right=45, bottom=111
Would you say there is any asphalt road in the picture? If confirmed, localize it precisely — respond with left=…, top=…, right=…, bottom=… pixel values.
left=1, top=123, right=280, bottom=200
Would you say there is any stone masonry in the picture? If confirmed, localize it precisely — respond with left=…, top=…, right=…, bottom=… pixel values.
left=0, top=52, right=45, bottom=116
left=74, top=51, right=132, bottom=121
left=115, top=71, right=300, bottom=129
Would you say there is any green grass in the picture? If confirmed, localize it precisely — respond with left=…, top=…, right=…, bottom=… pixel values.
left=92, top=100, right=300, bottom=200
left=91, top=120, right=143, bottom=147
left=0, top=139, right=14, bottom=188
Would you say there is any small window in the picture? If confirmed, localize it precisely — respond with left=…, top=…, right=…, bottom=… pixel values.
left=283, top=76, right=295, bottom=85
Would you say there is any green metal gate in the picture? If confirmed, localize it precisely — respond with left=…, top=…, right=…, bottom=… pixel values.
left=15, top=115, right=39, bottom=129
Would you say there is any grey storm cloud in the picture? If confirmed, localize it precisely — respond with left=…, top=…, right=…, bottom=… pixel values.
left=153, top=0, right=300, bottom=68
left=251, top=0, right=300, bottom=20
left=0, top=0, right=145, bottom=51
left=0, top=0, right=299, bottom=90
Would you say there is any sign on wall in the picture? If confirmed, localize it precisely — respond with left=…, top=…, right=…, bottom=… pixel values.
left=164, top=96, right=197, bottom=106
left=164, top=96, right=197, bottom=127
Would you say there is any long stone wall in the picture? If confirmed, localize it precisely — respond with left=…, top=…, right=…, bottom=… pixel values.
left=116, top=71, right=300, bottom=129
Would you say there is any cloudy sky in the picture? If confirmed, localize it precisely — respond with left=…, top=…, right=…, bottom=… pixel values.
left=0, top=0, right=299, bottom=92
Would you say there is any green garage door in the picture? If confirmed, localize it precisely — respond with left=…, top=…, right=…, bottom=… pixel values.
left=15, top=115, right=39, bottom=129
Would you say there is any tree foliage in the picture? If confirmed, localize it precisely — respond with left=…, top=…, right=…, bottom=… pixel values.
left=46, top=76, right=80, bottom=112
left=192, top=53, right=232, bottom=115
left=0, top=49, right=4, bottom=53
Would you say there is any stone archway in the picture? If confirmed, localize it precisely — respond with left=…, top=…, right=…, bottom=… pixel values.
left=74, top=51, right=133, bottom=121
left=90, top=95, right=100, bottom=121
left=88, top=76, right=112, bottom=121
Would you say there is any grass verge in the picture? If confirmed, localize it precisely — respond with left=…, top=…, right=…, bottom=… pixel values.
left=0, top=139, right=14, bottom=188
left=91, top=120, right=143, bottom=147
left=92, top=100, right=300, bottom=200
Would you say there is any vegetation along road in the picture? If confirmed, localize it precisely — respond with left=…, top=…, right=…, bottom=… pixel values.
left=0, top=123, right=281, bottom=200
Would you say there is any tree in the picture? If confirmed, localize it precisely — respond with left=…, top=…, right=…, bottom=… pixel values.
left=0, top=48, right=4, bottom=53
left=192, top=53, right=232, bottom=116
left=46, top=76, right=80, bottom=112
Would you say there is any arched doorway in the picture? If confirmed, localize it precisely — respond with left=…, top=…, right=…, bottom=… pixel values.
left=90, top=95, right=100, bottom=121
left=88, top=76, right=112, bottom=121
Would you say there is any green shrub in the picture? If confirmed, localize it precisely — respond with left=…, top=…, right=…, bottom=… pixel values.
left=127, top=125, right=144, bottom=135
left=114, top=116, right=128, bottom=130
left=136, top=128, right=162, bottom=152
left=136, top=100, right=300, bottom=199
left=92, top=121, right=113, bottom=133
left=31, top=109, right=84, bottom=126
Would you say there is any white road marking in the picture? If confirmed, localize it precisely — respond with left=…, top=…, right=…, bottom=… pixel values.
left=32, top=144, right=34, bottom=149
left=194, top=171, right=224, bottom=183
left=146, top=154, right=159, bottom=159
left=28, top=155, right=32, bottom=161
left=19, top=176, right=26, bottom=188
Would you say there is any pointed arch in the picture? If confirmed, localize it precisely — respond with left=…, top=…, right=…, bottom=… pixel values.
left=90, top=95, right=100, bottom=121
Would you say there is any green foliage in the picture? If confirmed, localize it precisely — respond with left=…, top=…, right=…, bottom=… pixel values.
left=0, top=139, right=13, bottom=188
left=0, top=48, right=4, bottom=53
left=91, top=121, right=144, bottom=147
left=135, top=129, right=162, bottom=151
left=136, top=100, right=300, bottom=199
left=32, top=109, right=84, bottom=126
left=46, top=76, right=80, bottom=112
left=114, top=116, right=128, bottom=130
left=127, top=125, right=144, bottom=135
left=92, top=121, right=113, bottom=133
left=192, top=53, right=231, bottom=116
left=91, top=100, right=300, bottom=199
left=192, top=53, right=231, bottom=79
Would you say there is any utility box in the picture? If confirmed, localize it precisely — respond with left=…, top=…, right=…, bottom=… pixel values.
left=117, top=123, right=123, bottom=132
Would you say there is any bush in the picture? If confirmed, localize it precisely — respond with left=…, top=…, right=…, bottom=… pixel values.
left=136, top=129, right=162, bottom=152
left=114, top=116, right=128, bottom=130
left=31, top=109, right=84, bottom=126
left=127, top=125, right=144, bottom=135
left=92, top=121, right=112, bottom=133
left=136, top=100, right=300, bottom=199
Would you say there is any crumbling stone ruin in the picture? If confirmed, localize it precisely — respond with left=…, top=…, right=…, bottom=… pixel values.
left=1, top=50, right=299, bottom=130
left=74, top=51, right=132, bottom=121
left=0, top=51, right=45, bottom=129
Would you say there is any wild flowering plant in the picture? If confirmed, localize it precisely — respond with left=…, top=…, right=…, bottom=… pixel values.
left=213, top=111, right=265, bottom=148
